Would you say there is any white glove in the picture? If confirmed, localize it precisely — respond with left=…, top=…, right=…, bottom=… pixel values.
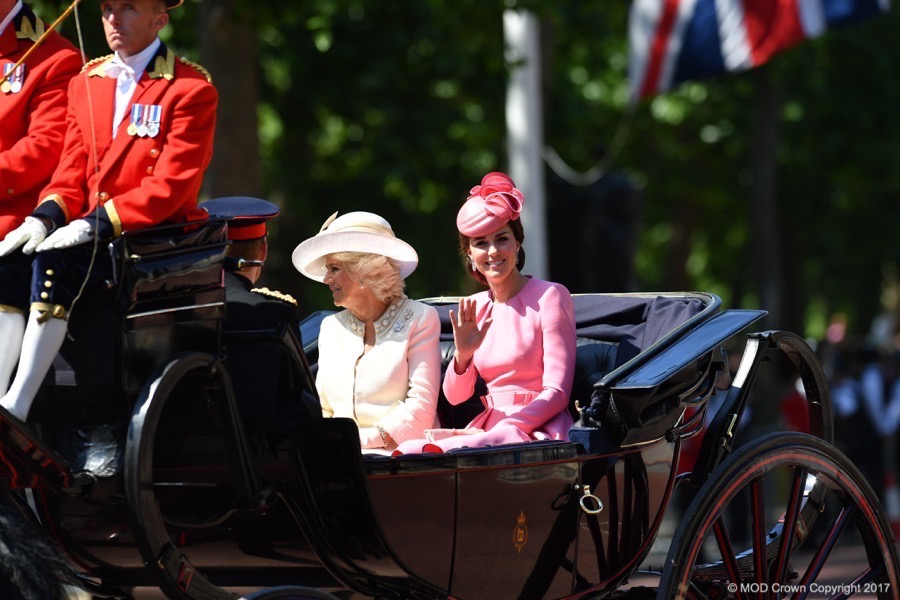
left=36, top=219, right=94, bottom=252
left=0, top=216, right=48, bottom=256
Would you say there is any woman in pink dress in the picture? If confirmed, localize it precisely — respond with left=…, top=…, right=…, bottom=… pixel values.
left=394, top=172, right=577, bottom=454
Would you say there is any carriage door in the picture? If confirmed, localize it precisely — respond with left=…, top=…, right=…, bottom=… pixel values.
left=450, top=442, right=580, bottom=600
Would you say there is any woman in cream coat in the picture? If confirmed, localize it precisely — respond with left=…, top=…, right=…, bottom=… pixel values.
left=293, top=212, right=441, bottom=452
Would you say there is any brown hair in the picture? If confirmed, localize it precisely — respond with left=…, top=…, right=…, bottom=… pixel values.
left=457, top=218, right=526, bottom=285
left=226, top=237, right=267, bottom=262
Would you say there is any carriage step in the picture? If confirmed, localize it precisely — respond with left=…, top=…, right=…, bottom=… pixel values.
left=0, top=408, right=73, bottom=489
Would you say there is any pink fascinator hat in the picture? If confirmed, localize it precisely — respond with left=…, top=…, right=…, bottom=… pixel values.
left=456, top=172, right=524, bottom=237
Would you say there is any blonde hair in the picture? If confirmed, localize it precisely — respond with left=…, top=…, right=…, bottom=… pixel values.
left=330, top=252, right=405, bottom=303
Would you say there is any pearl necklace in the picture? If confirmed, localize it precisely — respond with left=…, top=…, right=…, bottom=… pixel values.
left=347, top=297, right=412, bottom=338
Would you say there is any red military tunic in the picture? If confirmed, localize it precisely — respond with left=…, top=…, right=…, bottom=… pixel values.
left=0, top=4, right=81, bottom=236
left=33, top=42, right=216, bottom=237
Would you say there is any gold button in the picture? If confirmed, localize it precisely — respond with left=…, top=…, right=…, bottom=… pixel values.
left=52, top=305, right=65, bottom=318
left=44, top=281, right=52, bottom=288
left=45, top=269, right=54, bottom=276
left=6, top=188, right=12, bottom=195
left=146, top=166, right=154, bottom=175
left=149, top=148, right=160, bottom=158
left=98, top=192, right=110, bottom=202
left=40, top=292, right=48, bottom=300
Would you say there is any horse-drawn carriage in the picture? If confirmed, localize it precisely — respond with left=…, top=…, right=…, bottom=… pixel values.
left=0, top=219, right=896, bottom=599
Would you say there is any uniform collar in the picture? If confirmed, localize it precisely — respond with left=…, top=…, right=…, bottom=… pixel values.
left=12, top=3, right=43, bottom=43
left=89, top=40, right=177, bottom=81
left=145, top=41, right=176, bottom=80
left=114, top=37, right=161, bottom=78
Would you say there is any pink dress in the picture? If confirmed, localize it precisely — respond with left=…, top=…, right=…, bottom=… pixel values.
left=396, top=277, right=576, bottom=453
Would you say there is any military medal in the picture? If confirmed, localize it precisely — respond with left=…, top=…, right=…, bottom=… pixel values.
left=9, top=65, right=23, bottom=93
left=1, top=64, right=12, bottom=94
left=146, top=105, right=161, bottom=138
left=136, top=103, right=149, bottom=137
left=127, top=104, right=142, bottom=136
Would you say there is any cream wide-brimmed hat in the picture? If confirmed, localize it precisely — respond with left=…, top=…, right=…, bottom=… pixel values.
left=292, top=211, right=419, bottom=282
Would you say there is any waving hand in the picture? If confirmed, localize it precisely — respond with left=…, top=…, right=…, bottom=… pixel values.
left=449, top=297, right=492, bottom=373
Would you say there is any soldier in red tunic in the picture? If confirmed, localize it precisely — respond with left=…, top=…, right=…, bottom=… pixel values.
left=0, top=0, right=217, bottom=426
left=0, top=0, right=81, bottom=237
left=0, top=1, right=81, bottom=395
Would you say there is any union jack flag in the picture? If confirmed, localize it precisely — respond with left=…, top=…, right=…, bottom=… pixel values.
left=629, top=0, right=890, bottom=101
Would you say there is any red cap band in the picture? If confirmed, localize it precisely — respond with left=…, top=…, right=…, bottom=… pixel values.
left=227, top=222, right=267, bottom=241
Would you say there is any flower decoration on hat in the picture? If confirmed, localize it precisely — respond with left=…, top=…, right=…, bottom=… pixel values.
left=456, top=171, right=525, bottom=237
left=469, top=172, right=524, bottom=221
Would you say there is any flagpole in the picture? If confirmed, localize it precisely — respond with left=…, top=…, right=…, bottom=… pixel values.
left=504, top=8, right=548, bottom=280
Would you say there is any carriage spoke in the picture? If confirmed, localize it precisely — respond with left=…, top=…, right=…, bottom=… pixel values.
left=712, top=516, right=747, bottom=600
left=773, top=467, right=807, bottom=587
left=846, top=566, right=889, bottom=597
left=750, top=477, right=768, bottom=594
left=797, top=504, right=851, bottom=593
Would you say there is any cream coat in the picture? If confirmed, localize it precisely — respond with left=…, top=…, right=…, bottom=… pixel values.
left=316, top=298, right=441, bottom=449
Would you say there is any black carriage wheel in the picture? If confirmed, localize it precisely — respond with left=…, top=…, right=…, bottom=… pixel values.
left=659, top=432, right=899, bottom=599
left=125, top=352, right=240, bottom=600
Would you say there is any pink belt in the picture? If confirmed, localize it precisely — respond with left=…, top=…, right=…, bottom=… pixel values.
left=482, top=391, right=539, bottom=407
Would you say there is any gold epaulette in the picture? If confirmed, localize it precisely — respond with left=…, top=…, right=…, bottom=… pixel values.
left=251, top=287, right=297, bottom=306
left=179, top=57, right=213, bottom=83
left=82, top=54, right=112, bottom=74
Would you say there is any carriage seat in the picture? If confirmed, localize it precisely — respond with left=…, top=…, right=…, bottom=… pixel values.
left=431, top=303, right=486, bottom=429
left=571, top=338, right=618, bottom=419
left=436, top=336, right=619, bottom=428
left=223, top=322, right=322, bottom=435
left=436, top=338, right=487, bottom=429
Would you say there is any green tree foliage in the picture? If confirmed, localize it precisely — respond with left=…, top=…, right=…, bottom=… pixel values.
left=249, top=0, right=515, bottom=309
